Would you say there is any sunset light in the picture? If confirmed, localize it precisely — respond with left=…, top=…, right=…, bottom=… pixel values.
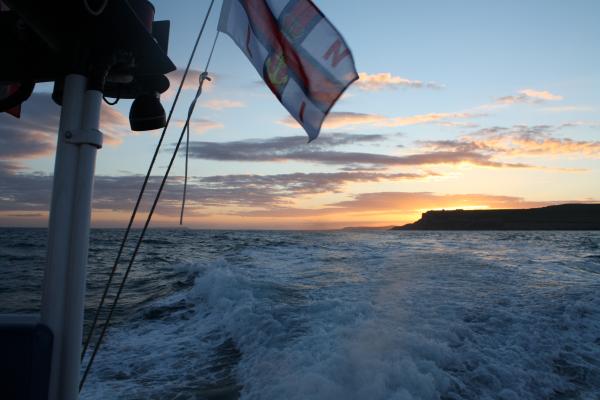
left=1, top=1, right=599, bottom=399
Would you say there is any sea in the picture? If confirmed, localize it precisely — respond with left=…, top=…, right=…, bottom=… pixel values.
left=1, top=228, right=600, bottom=400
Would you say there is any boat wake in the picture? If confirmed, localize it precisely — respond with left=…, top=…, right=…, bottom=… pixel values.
left=77, top=231, right=600, bottom=400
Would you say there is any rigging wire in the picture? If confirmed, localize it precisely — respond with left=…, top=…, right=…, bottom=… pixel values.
left=103, top=83, right=121, bottom=105
left=79, top=0, right=218, bottom=390
left=83, top=0, right=109, bottom=16
left=102, top=95, right=119, bottom=105
left=80, top=71, right=214, bottom=390
left=80, top=0, right=217, bottom=363
left=179, top=122, right=190, bottom=225
left=102, top=84, right=121, bottom=106
left=80, top=0, right=215, bottom=361
left=179, top=31, right=219, bottom=225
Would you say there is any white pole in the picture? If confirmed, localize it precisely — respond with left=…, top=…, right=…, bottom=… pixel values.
left=42, top=74, right=87, bottom=400
left=62, top=89, right=103, bottom=400
left=42, top=75, right=104, bottom=399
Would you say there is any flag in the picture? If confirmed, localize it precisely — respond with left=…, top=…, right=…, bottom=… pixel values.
left=0, top=83, right=23, bottom=118
left=218, top=0, right=358, bottom=141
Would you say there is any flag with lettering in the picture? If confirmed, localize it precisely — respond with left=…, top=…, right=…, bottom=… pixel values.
left=218, top=0, right=358, bottom=141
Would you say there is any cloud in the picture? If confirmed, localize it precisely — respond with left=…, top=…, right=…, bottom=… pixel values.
left=479, top=128, right=600, bottom=157
left=0, top=167, right=430, bottom=217
left=165, top=68, right=216, bottom=98
left=174, top=118, right=224, bottom=135
left=3, top=213, right=44, bottom=218
left=519, top=89, right=562, bottom=101
left=383, top=112, right=480, bottom=127
left=185, top=133, right=530, bottom=169
left=328, top=192, right=549, bottom=212
left=280, top=112, right=384, bottom=130
left=557, top=121, right=600, bottom=129
left=234, top=191, right=564, bottom=219
left=280, top=111, right=482, bottom=130
left=186, top=171, right=431, bottom=211
left=0, top=93, right=131, bottom=162
left=199, top=171, right=427, bottom=194
left=355, top=72, right=443, bottom=91
left=0, top=94, right=60, bottom=160
left=0, top=169, right=52, bottom=212
left=201, top=99, right=245, bottom=110
left=1, top=161, right=590, bottom=228
left=436, top=121, right=480, bottom=128
left=542, top=106, right=594, bottom=113
left=0, top=161, right=22, bottom=175
left=496, top=89, right=563, bottom=105
left=187, top=132, right=386, bottom=155
left=99, top=105, right=131, bottom=145
left=421, top=125, right=600, bottom=157
left=321, top=112, right=386, bottom=129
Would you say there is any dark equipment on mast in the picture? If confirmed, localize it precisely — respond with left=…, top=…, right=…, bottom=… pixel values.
left=0, top=0, right=175, bottom=130
left=129, top=91, right=167, bottom=131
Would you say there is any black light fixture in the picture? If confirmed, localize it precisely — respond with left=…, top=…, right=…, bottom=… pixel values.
left=129, top=91, right=166, bottom=131
left=126, top=0, right=167, bottom=131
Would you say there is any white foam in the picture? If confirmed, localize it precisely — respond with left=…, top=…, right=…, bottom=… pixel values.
left=81, top=232, right=600, bottom=399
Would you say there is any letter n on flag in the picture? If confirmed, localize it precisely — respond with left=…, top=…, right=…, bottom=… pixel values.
left=218, top=0, right=358, bottom=141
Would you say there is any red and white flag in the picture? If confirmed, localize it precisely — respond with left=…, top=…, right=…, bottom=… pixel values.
left=218, top=0, right=358, bottom=141
left=0, top=84, right=23, bottom=118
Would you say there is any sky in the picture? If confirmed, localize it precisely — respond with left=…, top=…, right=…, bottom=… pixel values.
left=1, top=0, right=599, bottom=229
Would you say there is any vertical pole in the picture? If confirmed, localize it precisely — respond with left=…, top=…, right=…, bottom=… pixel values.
left=42, top=74, right=87, bottom=400
left=62, top=89, right=103, bottom=400
left=42, top=75, right=103, bottom=399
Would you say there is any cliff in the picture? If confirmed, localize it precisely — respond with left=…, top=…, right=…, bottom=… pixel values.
left=392, top=204, right=600, bottom=230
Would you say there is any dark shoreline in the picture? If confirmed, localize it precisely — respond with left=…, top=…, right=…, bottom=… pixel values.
left=392, top=204, right=600, bottom=231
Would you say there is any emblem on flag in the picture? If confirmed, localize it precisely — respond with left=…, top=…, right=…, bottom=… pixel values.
left=218, top=0, right=358, bottom=141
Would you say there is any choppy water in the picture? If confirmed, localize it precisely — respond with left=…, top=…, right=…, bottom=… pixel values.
left=1, top=229, right=600, bottom=400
